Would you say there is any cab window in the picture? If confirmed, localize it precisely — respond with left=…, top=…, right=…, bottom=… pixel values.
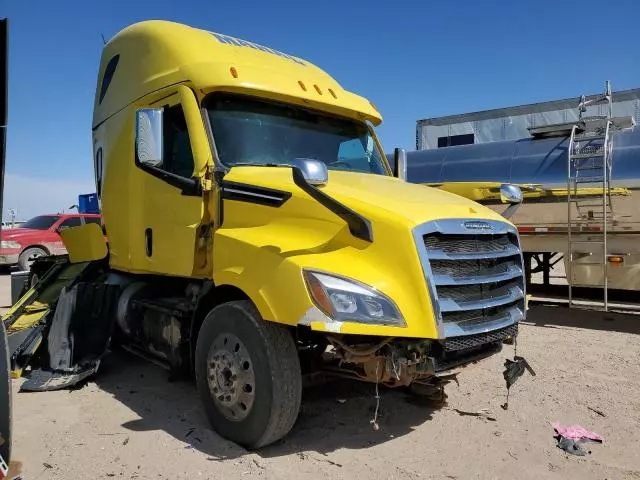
left=162, top=105, right=195, bottom=178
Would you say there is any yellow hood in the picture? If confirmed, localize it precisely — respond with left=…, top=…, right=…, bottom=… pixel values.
left=224, top=167, right=510, bottom=228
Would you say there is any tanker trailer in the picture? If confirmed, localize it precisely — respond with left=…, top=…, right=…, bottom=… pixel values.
left=402, top=122, right=640, bottom=306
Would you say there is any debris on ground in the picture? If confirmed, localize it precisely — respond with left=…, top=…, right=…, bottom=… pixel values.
left=451, top=408, right=496, bottom=422
left=553, top=423, right=603, bottom=456
left=587, top=406, right=606, bottom=417
left=501, top=355, right=536, bottom=410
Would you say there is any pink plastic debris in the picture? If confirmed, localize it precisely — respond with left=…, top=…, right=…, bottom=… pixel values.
left=552, top=422, right=603, bottom=442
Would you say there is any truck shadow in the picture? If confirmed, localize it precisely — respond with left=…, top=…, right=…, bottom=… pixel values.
left=95, top=350, right=440, bottom=460
left=524, top=304, right=640, bottom=335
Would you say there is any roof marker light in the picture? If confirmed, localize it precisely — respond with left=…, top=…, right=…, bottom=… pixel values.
left=328, top=88, right=337, bottom=99
left=230, top=67, right=238, bottom=78
left=298, top=80, right=307, bottom=91
left=313, top=84, right=322, bottom=95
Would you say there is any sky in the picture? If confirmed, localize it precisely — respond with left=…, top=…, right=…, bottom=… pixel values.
left=2, top=0, right=639, bottom=219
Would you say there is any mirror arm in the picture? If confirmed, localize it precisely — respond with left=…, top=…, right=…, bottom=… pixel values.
left=502, top=203, right=521, bottom=219
left=292, top=166, right=373, bottom=242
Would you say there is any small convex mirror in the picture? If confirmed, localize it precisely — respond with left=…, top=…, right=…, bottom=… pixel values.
left=135, top=108, right=163, bottom=167
left=500, top=184, right=523, bottom=204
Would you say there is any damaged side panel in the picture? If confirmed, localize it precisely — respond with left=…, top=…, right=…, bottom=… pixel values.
left=2, top=256, right=117, bottom=389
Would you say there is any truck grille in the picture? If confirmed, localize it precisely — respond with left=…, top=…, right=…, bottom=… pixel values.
left=418, top=221, right=525, bottom=338
left=442, top=324, right=518, bottom=352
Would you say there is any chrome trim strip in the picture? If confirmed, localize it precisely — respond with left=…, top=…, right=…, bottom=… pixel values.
left=425, top=245, right=520, bottom=260
left=437, top=285, right=524, bottom=312
left=442, top=305, right=525, bottom=337
left=432, top=265, right=523, bottom=286
left=223, top=188, right=283, bottom=201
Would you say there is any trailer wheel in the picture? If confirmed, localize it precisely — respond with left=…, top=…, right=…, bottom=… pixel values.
left=195, top=300, right=301, bottom=449
left=18, top=247, right=47, bottom=272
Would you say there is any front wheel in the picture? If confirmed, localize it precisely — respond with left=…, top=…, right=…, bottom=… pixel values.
left=18, top=247, right=47, bottom=272
left=195, top=300, right=302, bottom=449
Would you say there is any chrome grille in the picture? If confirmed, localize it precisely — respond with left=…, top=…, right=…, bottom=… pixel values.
left=441, top=300, right=520, bottom=327
left=437, top=280, right=518, bottom=304
left=417, top=220, right=525, bottom=338
left=430, top=258, right=516, bottom=279
left=424, top=234, right=514, bottom=255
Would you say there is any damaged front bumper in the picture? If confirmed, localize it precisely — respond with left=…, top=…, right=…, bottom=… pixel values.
left=323, top=323, right=518, bottom=386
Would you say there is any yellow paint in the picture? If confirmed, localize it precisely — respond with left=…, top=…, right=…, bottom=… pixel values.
left=94, top=20, right=516, bottom=340
left=7, top=307, right=48, bottom=333
left=60, top=224, right=108, bottom=263
left=426, top=181, right=630, bottom=201
left=213, top=168, right=510, bottom=338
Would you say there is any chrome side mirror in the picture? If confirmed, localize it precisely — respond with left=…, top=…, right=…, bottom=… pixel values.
left=500, top=184, right=523, bottom=219
left=393, top=147, right=407, bottom=181
left=500, top=184, right=523, bottom=204
left=135, top=108, right=163, bottom=167
left=292, top=158, right=328, bottom=186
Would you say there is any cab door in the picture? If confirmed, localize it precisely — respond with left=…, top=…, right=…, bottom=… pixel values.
left=133, top=87, right=213, bottom=278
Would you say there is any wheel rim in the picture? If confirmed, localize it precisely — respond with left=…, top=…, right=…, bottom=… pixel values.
left=207, top=333, right=256, bottom=422
left=25, top=251, right=43, bottom=269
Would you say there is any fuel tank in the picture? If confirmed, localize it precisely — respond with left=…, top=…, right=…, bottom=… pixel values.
left=404, top=127, right=640, bottom=236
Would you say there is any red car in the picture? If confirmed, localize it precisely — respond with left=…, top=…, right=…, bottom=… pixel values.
left=0, top=213, right=102, bottom=271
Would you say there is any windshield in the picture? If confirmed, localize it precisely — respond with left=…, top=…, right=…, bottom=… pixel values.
left=206, top=95, right=388, bottom=175
left=20, top=215, right=59, bottom=230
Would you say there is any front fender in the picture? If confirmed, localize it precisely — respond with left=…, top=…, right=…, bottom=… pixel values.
left=212, top=218, right=440, bottom=339
left=212, top=227, right=313, bottom=325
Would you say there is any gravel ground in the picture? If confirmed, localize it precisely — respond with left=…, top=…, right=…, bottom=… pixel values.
left=3, top=274, right=639, bottom=479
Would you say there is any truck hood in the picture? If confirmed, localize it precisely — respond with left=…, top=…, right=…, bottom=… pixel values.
left=224, top=167, right=510, bottom=227
left=216, top=167, right=519, bottom=340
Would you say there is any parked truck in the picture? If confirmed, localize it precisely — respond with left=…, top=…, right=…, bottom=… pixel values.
left=4, top=21, right=526, bottom=448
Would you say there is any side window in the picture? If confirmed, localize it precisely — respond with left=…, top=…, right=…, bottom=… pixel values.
left=99, top=54, right=120, bottom=104
left=58, top=217, right=82, bottom=231
left=162, top=105, right=195, bottom=178
left=95, top=147, right=103, bottom=196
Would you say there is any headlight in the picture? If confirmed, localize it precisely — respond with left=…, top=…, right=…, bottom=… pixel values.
left=303, top=270, right=405, bottom=327
left=0, top=241, right=20, bottom=249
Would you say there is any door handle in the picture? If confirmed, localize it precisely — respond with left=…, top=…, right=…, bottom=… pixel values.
left=145, top=228, right=153, bottom=257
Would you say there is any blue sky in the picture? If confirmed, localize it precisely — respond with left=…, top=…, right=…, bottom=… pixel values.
left=2, top=0, right=639, bottom=218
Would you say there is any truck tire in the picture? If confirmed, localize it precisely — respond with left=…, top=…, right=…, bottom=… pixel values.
left=195, top=300, right=301, bottom=449
left=17, top=247, right=47, bottom=272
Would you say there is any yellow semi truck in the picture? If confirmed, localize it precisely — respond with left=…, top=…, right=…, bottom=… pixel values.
left=5, top=21, right=526, bottom=448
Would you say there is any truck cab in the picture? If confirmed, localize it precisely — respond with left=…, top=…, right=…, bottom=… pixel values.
left=6, top=20, right=525, bottom=449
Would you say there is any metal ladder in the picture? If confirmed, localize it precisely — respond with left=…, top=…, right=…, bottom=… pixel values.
left=567, top=81, right=614, bottom=310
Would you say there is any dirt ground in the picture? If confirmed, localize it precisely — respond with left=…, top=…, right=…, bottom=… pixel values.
left=2, top=274, right=640, bottom=480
